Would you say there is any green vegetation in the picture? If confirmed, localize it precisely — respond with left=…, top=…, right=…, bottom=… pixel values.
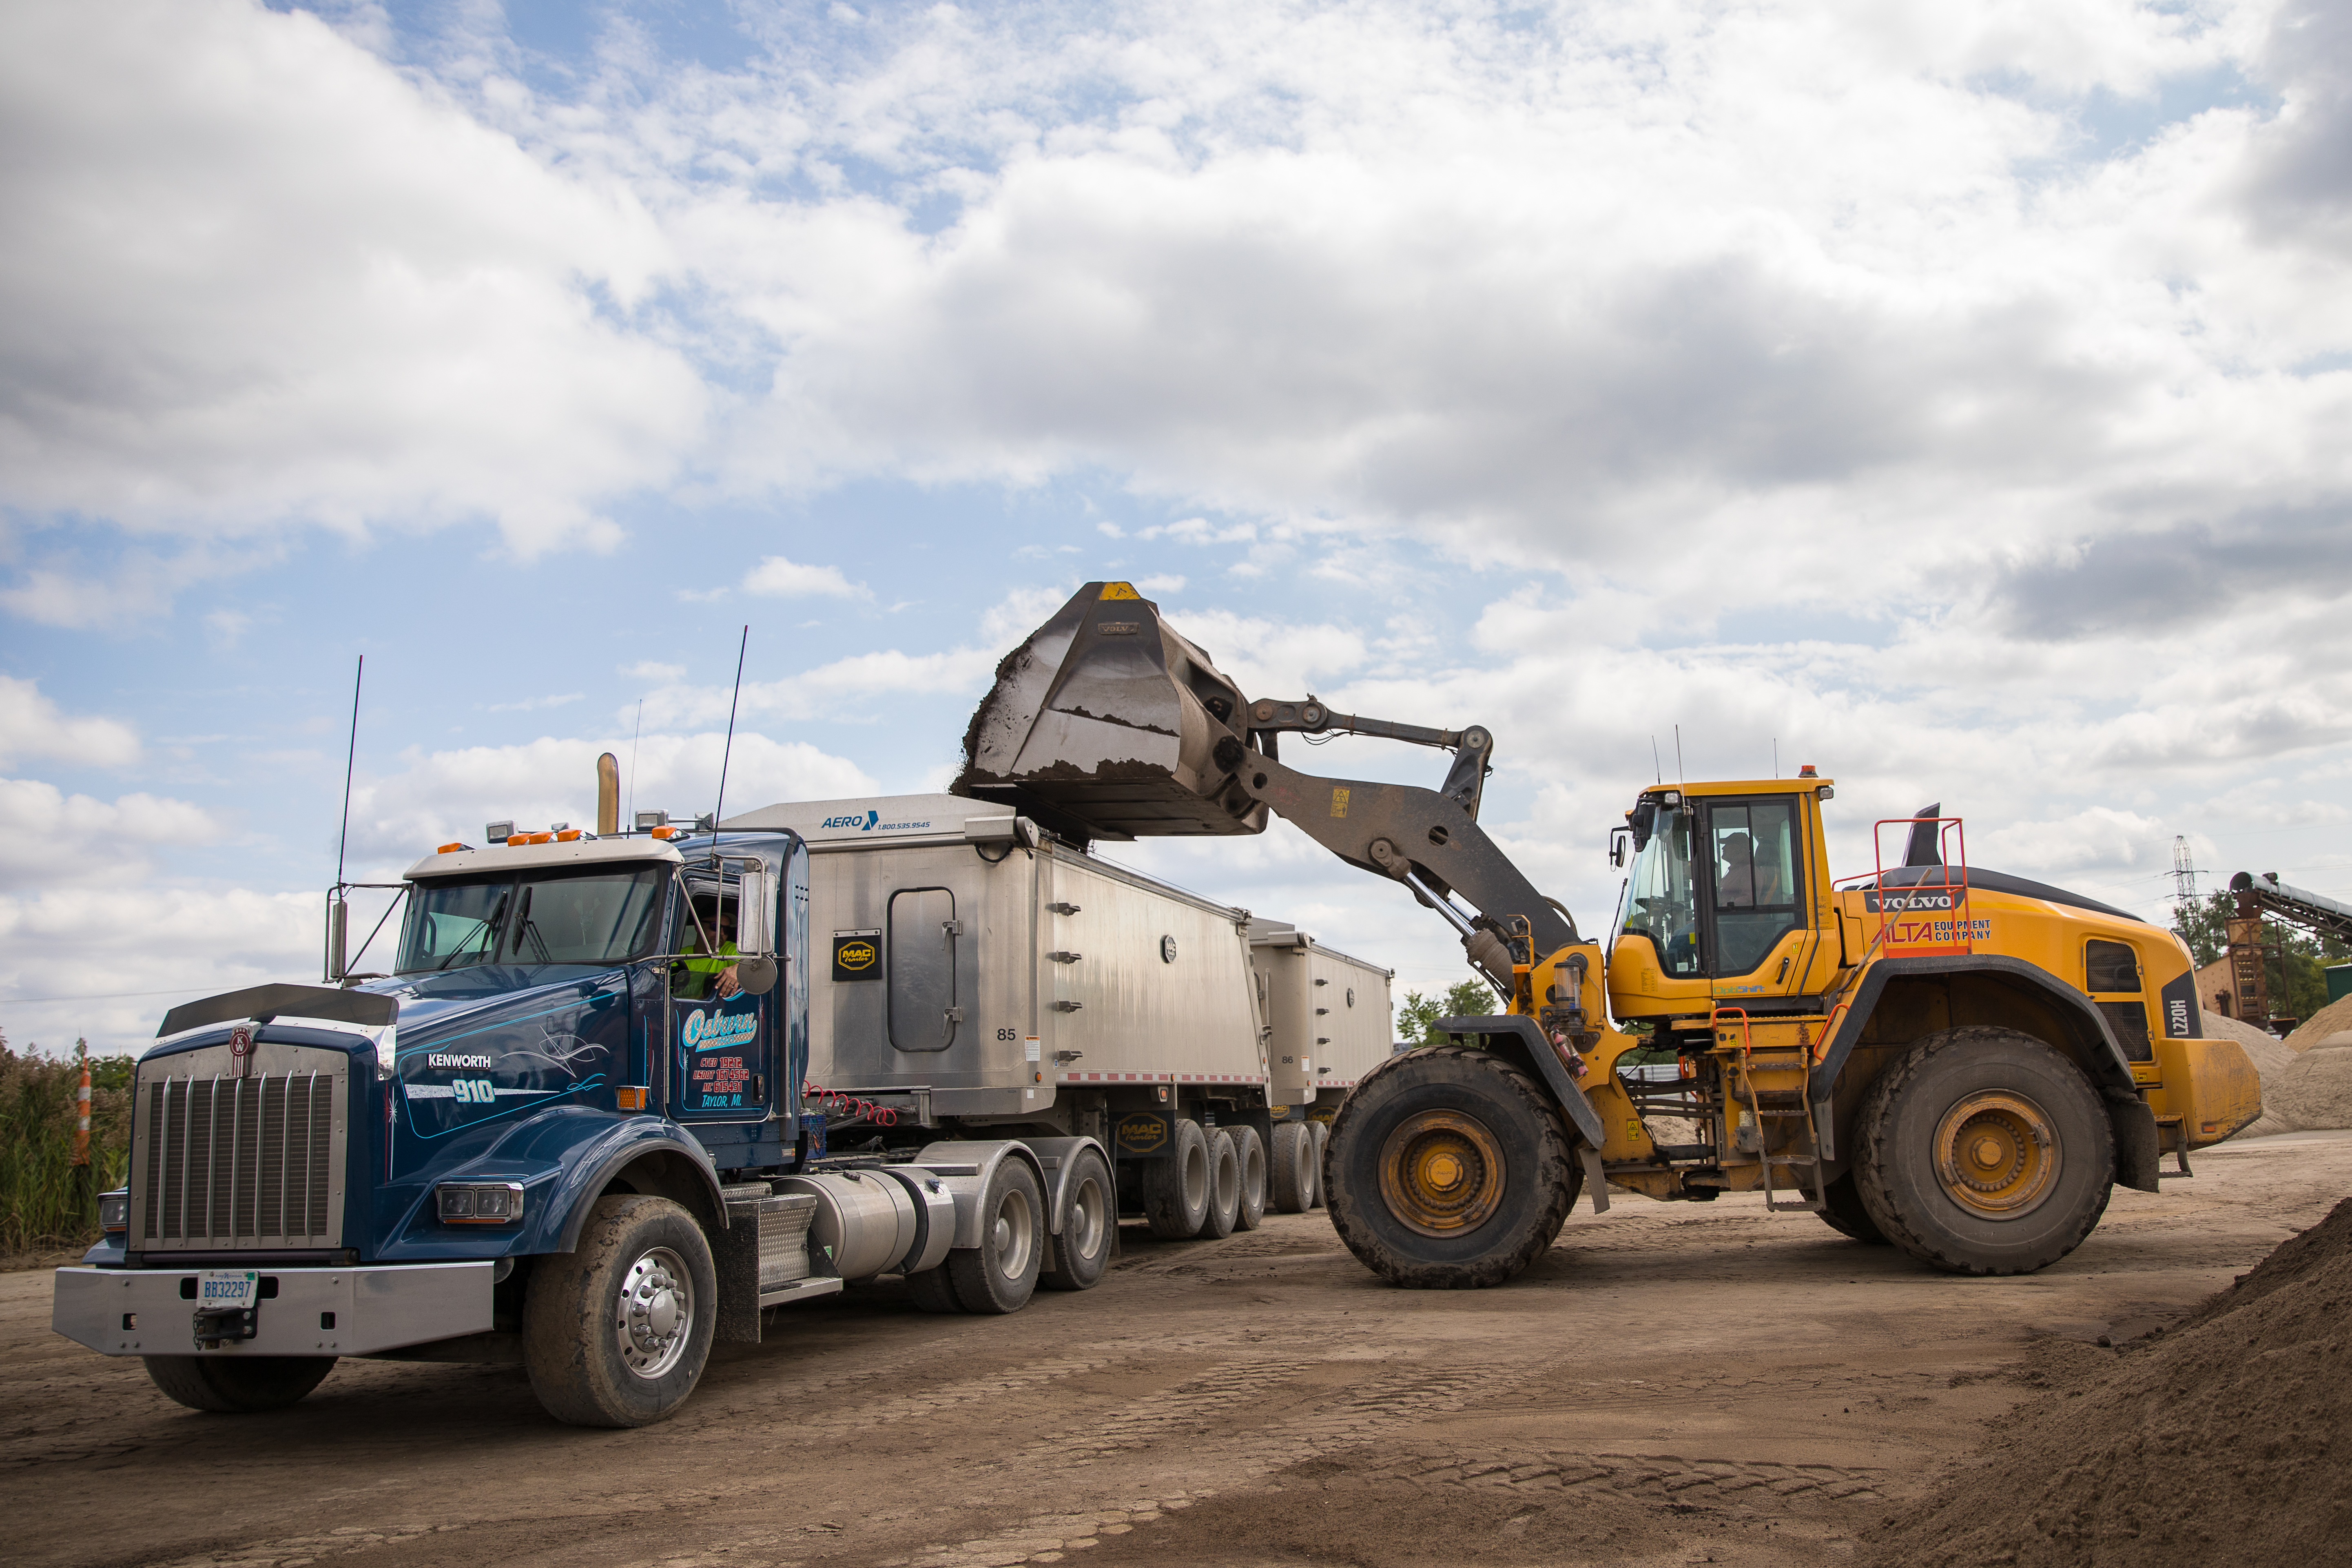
left=0, top=1032, right=133, bottom=1252
left=2172, top=892, right=2351, bottom=1024
left=1395, top=979, right=1502, bottom=1044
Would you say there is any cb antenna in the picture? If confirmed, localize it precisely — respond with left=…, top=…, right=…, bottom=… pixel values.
left=1651, top=735, right=1662, bottom=784
left=1674, top=724, right=1685, bottom=786
left=336, top=654, right=363, bottom=890
left=709, top=626, right=749, bottom=860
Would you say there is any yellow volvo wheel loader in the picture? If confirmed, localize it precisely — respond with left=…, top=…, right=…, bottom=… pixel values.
left=957, top=582, right=2263, bottom=1287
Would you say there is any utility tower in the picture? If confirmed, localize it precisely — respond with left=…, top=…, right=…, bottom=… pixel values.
left=2171, top=835, right=2199, bottom=915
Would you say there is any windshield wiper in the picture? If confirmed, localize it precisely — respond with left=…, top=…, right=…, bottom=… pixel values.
left=510, top=884, right=554, bottom=963
left=437, top=889, right=509, bottom=970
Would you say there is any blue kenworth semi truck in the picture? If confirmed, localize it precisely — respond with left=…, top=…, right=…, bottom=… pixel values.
left=51, top=818, right=1120, bottom=1427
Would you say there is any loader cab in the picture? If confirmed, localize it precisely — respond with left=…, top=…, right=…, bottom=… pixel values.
left=1610, top=780, right=1839, bottom=1017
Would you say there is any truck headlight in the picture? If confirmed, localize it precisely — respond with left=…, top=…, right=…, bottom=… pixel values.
left=97, top=1189, right=129, bottom=1234
left=437, top=1182, right=525, bottom=1225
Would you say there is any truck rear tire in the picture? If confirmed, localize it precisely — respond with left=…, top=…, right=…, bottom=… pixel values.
left=1269, top=1122, right=1315, bottom=1213
left=1229, top=1125, right=1267, bottom=1231
left=1041, top=1147, right=1114, bottom=1291
left=523, top=1194, right=717, bottom=1428
left=948, top=1157, right=1045, bottom=1313
left=1196, top=1129, right=1240, bottom=1239
left=1141, top=1117, right=1212, bottom=1238
left=1308, top=1120, right=1330, bottom=1209
left=1815, top=1173, right=1889, bottom=1244
left=1854, top=1026, right=2114, bottom=1276
left=1325, top=1045, right=1580, bottom=1289
left=904, top=1264, right=963, bottom=1313
left=143, top=1355, right=335, bottom=1413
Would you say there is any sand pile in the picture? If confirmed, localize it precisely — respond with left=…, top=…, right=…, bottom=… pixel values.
left=2204, top=1014, right=2299, bottom=1139
left=2261, top=1036, right=2352, bottom=1134
left=2283, top=992, right=2352, bottom=1054
left=1869, top=1198, right=2352, bottom=1566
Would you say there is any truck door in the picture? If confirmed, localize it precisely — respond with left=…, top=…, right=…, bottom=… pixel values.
left=667, top=865, right=779, bottom=1121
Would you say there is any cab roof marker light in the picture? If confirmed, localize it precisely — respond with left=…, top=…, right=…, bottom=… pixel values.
left=436, top=841, right=474, bottom=854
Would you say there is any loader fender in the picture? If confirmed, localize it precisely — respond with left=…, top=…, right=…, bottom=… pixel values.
left=1806, top=956, right=2153, bottom=1189
left=1435, top=1015, right=1607, bottom=1149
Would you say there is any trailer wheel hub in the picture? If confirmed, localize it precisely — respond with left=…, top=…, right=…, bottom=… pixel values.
left=1378, top=1110, right=1506, bottom=1238
left=1933, top=1092, right=2058, bottom=1218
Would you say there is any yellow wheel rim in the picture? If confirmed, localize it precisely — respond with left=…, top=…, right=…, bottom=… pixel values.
left=1933, top=1091, right=2060, bottom=1218
left=1377, top=1110, right=1506, bottom=1238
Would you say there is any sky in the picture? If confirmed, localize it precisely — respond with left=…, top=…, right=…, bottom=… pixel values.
left=5, top=0, right=2350, bottom=1056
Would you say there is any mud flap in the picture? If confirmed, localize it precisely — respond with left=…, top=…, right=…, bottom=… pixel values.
left=2108, top=1096, right=2161, bottom=1194
left=1579, top=1145, right=1610, bottom=1214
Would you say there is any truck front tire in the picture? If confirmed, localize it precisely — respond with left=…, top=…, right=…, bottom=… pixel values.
left=1854, top=1027, right=2114, bottom=1276
left=143, top=1355, right=335, bottom=1413
left=523, top=1194, right=717, bottom=1428
left=1326, top=1045, right=1580, bottom=1289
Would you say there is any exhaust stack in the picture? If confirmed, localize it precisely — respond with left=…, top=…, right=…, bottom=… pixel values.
left=953, top=582, right=1267, bottom=844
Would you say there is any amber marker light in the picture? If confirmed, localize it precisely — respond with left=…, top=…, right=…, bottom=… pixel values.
left=615, top=1087, right=649, bottom=1111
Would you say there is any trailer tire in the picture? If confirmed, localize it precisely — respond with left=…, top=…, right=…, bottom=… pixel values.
left=948, top=1157, right=1046, bottom=1314
left=1229, top=1125, right=1268, bottom=1231
left=523, top=1194, right=716, bottom=1428
left=1041, top=1147, right=1114, bottom=1291
left=1309, top=1120, right=1330, bottom=1209
left=1816, top=1172, right=1890, bottom=1244
left=142, top=1355, right=335, bottom=1413
left=1854, top=1026, right=2114, bottom=1277
left=1197, top=1129, right=1241, bottom=1240
left=1141, top=1118, right=1213, bottom=1238
left=903, top=1264, right=963, bottom=1313
left=1269, top=1122, right=1316, bottom=1213
left=1325, top=1045, right=1579, bottom=1289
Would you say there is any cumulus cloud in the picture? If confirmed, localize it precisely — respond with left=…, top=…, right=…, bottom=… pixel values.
left=344, top=730, right=878, bottom=867
left=744, top=554, right=869, bottom=598
left=0, top=0, right=705, bottom=561
left=0, top=675, right=140, bottom=768
left=0, top=779, right=223, bottom=884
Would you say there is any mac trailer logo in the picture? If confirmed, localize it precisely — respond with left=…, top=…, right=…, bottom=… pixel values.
left=681, top=1009, right=758, bottom=1052
left=820, top=810, right=883, bottom=831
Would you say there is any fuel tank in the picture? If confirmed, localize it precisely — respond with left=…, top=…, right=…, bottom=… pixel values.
left=953, top=581, right=1267, bottom=843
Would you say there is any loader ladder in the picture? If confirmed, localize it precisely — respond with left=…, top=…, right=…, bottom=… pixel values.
left=1714, top=1008, right=1825, bottom=1214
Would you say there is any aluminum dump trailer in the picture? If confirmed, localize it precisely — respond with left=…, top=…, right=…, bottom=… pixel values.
left=720, top=795, right=1395, bottom=1229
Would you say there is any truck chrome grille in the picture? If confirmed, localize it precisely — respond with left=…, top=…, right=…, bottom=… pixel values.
left=132, top=1042, right=348, bottom=1251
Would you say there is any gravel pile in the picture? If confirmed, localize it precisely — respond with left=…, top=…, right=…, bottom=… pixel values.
left=2204, top=1013, right=2299, bottom=1139
left=1869, top=1198, right=2352, bottom=1566
left=2283, top=993, right=2352, bottom=1054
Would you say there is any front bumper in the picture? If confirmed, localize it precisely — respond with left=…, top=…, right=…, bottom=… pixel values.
left=53, top=1262, right=493, bottom=1359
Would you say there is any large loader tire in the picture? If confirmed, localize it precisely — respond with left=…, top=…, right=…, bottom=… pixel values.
left=1269, top=1122, right=1316, bottom=1213
left=143, top=1355, right=335, bottom=1413
left=1854, top=1026, right=2114, bottom=1277
left=523, top=1194, right=716, bottom=1428
left=1141, top=1118, right=1213, bottom=1239
left=1229, top=1125, right=1268, bottom=1231
left=1325, top=1045, right=1581, bottom=1289
left=1815, top=1173, right=1890, bottom=1245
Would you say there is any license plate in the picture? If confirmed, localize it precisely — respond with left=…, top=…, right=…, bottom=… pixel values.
left=197, top=1270, right=259, bottom=1309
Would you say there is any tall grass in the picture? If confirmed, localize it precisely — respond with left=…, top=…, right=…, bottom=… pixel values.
left=0, top=1031, right=133, bottom=1252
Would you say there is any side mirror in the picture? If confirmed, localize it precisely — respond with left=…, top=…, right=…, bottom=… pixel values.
left=1608, top=828, right=1629, bottom=869
left=1628, top=801, right=1658, bottom=852
left=737, top=869, right=773, bottom=955
left=734, top=957, right=780, bottom=994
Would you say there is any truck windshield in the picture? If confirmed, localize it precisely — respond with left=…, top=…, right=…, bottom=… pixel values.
left=1620, top=804, right=1703, bottom=978
left=397, top=868, right=667, bottom=972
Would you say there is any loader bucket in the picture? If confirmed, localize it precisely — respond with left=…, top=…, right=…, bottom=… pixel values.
left=953, top=582, right=1266, bottom=843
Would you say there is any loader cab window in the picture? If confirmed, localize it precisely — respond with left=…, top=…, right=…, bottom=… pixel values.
left=1707, top=800, right=1803, bottom=976
left=1620, top=802, right=1705, bottom=979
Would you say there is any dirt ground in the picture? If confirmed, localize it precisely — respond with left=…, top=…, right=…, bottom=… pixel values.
left=7, top=1131, right=2349, bottom=1568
